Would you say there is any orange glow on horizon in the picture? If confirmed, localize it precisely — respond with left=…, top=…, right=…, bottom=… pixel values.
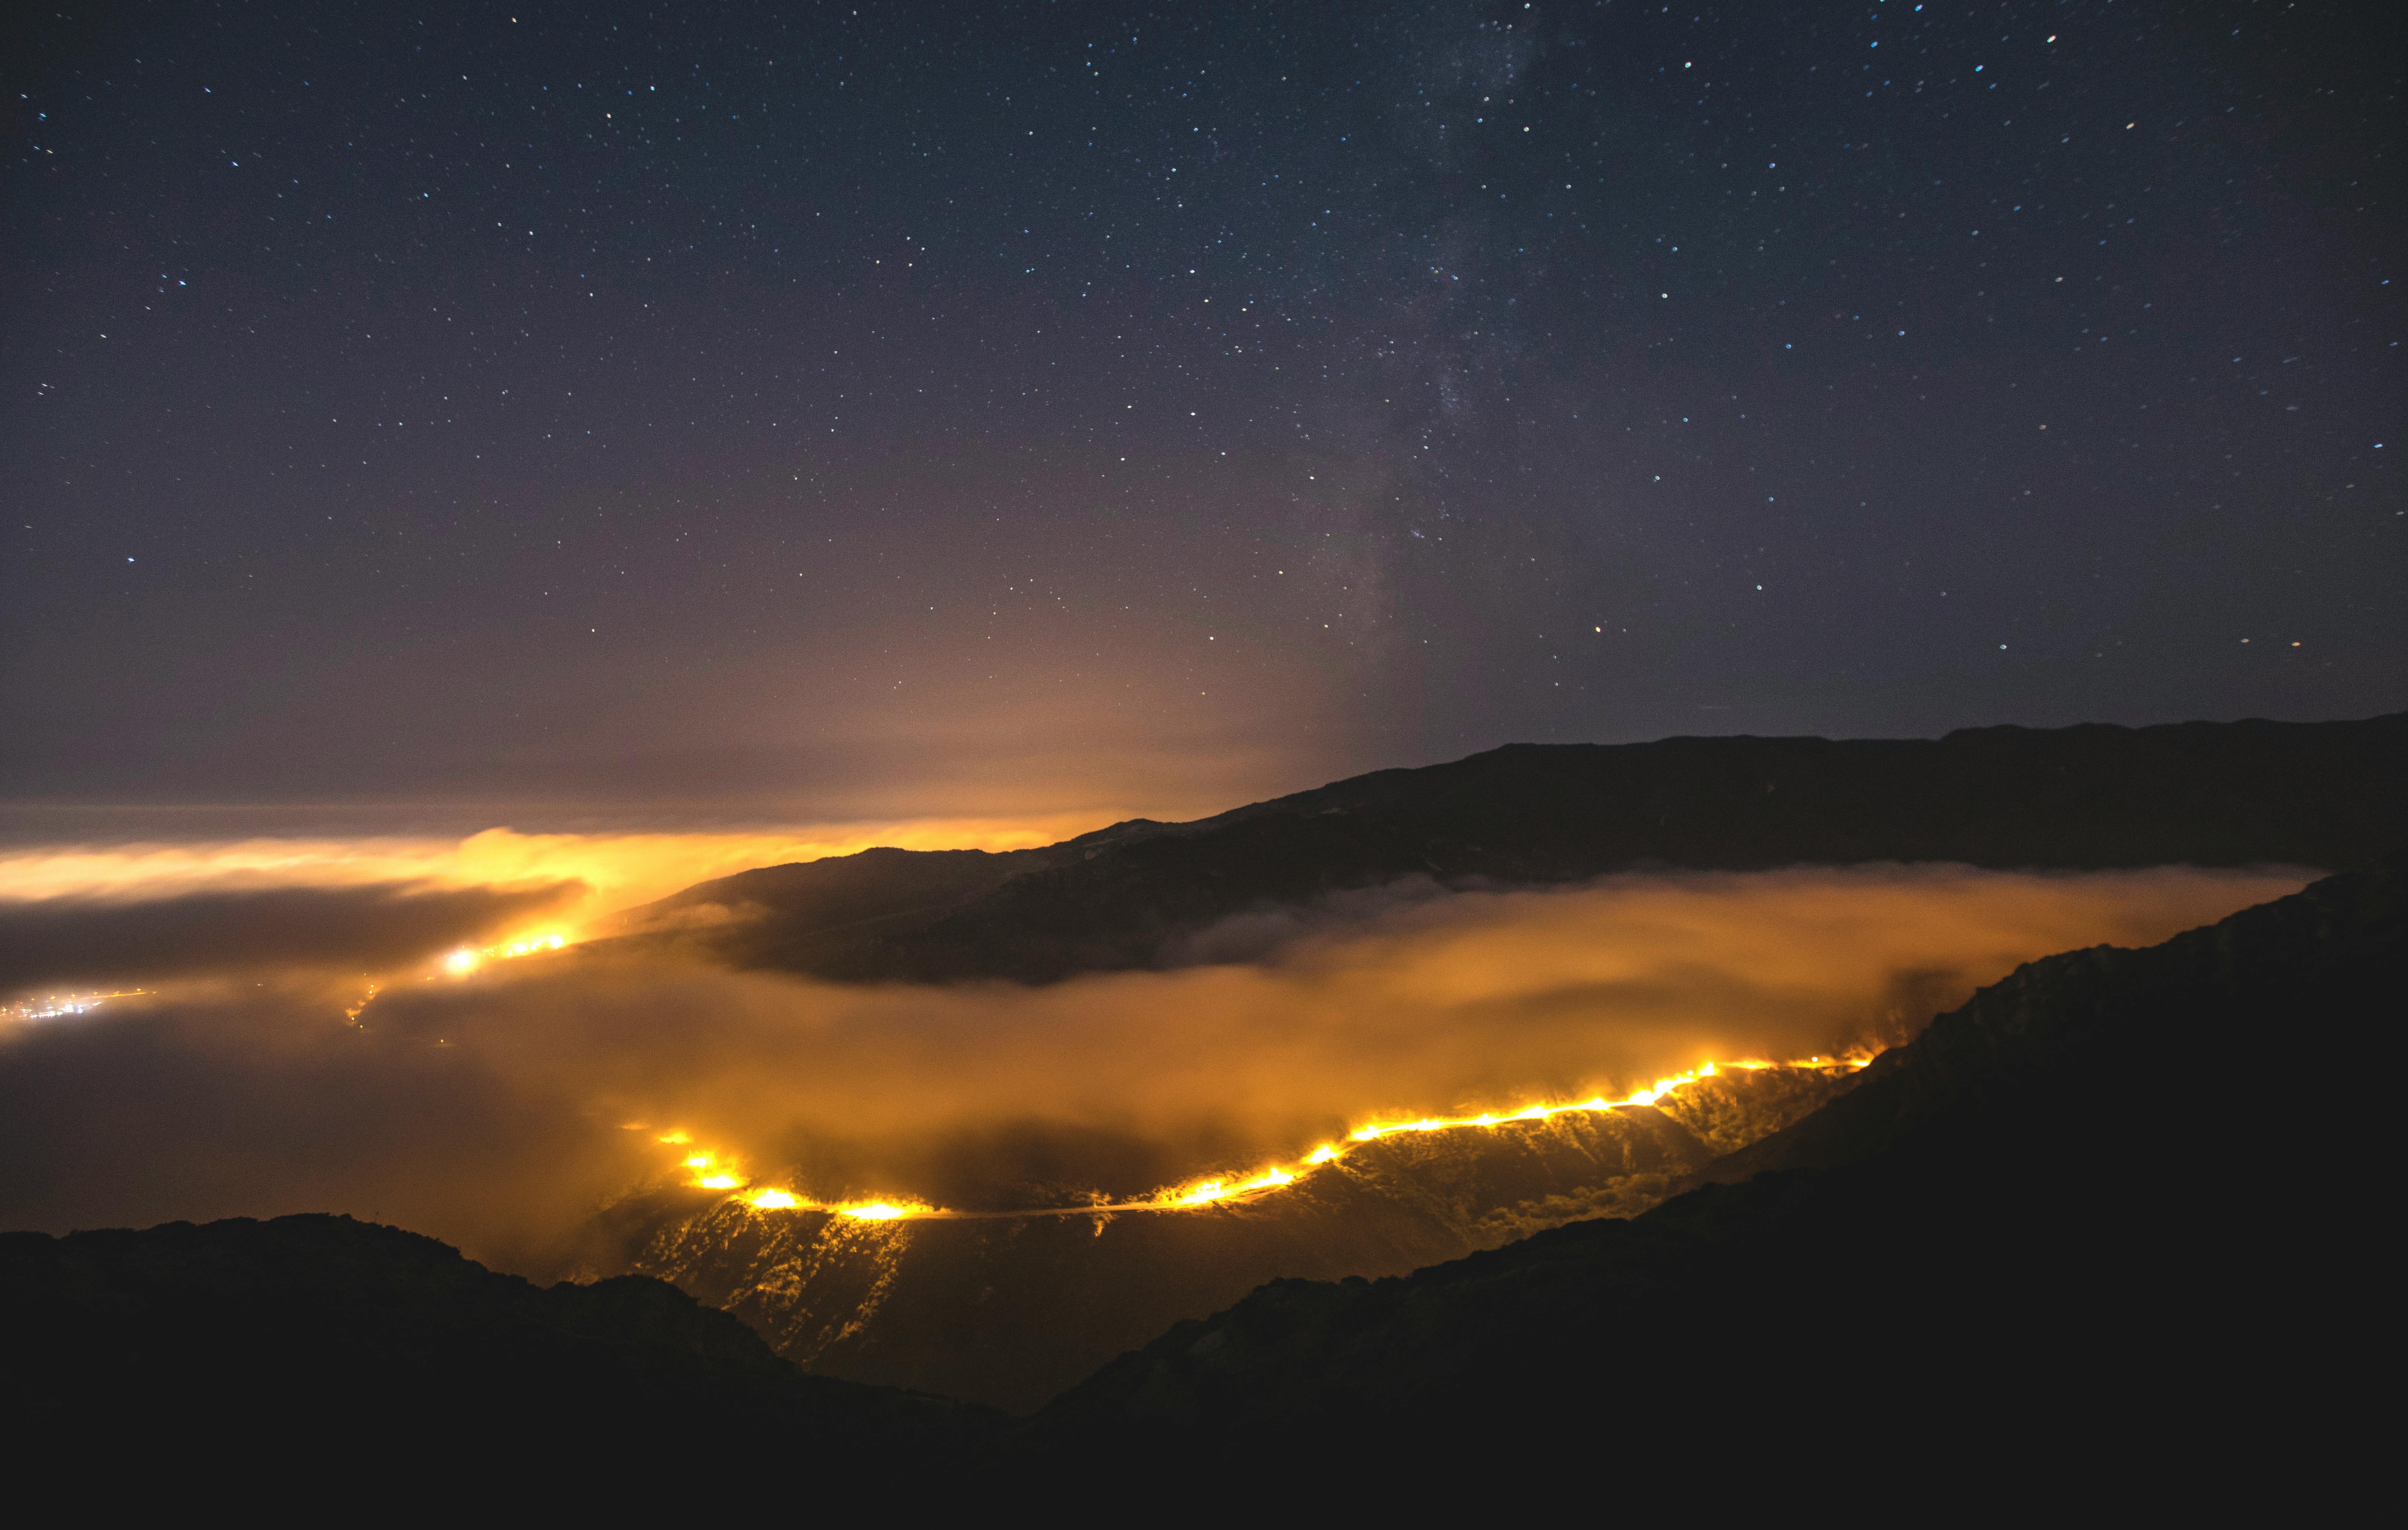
left=11, top=818, right=1139, bottom=1005
left=0, top=816, right=1137, bottom=927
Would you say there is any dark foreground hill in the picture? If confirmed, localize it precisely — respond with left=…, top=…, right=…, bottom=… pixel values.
left=0, top=1213, right=999, bottom=1490
left=992, top=853, right=2400, bottom=1491
left=618, top=712, right=2407, bottom=983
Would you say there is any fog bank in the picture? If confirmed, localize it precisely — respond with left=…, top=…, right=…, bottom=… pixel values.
left=0, top=865, right=2307, bottom=1274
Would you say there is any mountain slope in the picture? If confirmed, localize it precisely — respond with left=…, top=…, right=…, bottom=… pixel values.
left=0, top=1212, right=999, bottom=1484
left=610, top=1062, right=1859, bottom=1411
left=989, top=855, right=2399, bottom=1484
left=626, top=713, right=2408, bottom=983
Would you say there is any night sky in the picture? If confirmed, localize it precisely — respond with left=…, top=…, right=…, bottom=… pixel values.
left=7, top=1, right=2401, bottom=829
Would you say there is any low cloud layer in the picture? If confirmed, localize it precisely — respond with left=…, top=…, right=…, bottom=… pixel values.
left=0, top=865, right=2308, bottom=1275
left=0, top=816, right=1120, bottom=938
left=0, top=881, right=582, bottom=993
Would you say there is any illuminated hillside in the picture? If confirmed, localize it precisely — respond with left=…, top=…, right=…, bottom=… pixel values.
left=610, top=1058, right=1864, bottom=1409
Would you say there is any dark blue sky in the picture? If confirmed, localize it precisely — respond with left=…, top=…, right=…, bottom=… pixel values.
left=6, top=0, right=2400, bottom=826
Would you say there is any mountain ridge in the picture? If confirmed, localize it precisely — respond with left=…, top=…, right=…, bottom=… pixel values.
left=614, top=712, right=2408, bottom=983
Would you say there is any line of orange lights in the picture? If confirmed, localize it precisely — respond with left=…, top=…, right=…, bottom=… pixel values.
left=634, top=1053, right=1875, bottom=1225
left=619, top=1131, right=938, bottom=1220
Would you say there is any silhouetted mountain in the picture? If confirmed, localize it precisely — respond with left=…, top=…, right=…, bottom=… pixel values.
left=0, top=1212, right=998, bottom=1488
left=987, top=854, right=2400, bottom=1490
left=619, top=713, right=2408, bottom=982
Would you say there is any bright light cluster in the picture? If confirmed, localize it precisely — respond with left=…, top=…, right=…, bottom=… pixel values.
left=443, top=932, right=570, bottom=975
left=2, top=989, right=151, bottom=1023
left=622, top=1124, right=936, bottom=1220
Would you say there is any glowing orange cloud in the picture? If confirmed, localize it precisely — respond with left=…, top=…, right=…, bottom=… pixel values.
left=0, top=815, right=1127, bottom=939
left=5, top=863, right=2305, bottom=1277
left=441, top=932, right=570, bottom=976
left=564, top=866, right=2296, bottom=1239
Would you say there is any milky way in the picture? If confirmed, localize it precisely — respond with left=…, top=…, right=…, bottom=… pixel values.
left=5, top=1, right=2399, bottom=825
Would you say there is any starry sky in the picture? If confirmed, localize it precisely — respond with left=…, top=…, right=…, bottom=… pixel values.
left=6, top=0, right=2401, bottom=830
